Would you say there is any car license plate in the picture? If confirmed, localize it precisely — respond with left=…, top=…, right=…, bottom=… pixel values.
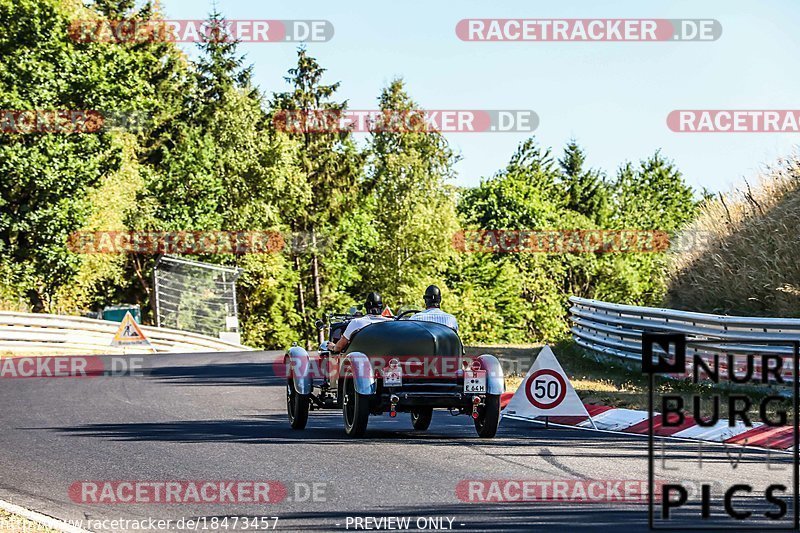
left=464, top=370, right=487, bottom=393
left=383, top=367, right=402, bottom=387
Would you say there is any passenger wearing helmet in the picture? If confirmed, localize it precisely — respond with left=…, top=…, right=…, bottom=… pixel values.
left=412, top=285, right=459, bottom=332
left=327, top=292, right=389, bottom=352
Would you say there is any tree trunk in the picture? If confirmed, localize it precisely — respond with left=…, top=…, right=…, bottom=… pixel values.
left=132, top=255, right=154, bottom=324
left=294, top=254, right=307, bottom=315
left=293, top=253, right=308, bottom=346
left=310, top=229, right=323, bottom=344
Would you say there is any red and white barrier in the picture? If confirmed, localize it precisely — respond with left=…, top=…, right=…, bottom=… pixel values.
left=500, top=392, right=793, bottom=451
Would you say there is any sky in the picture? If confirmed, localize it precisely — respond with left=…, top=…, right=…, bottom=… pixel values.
left=159, top=0, right=800, bottom=193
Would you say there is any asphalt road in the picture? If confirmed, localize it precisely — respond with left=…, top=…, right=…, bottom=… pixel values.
left=0, top=351, right=794, bottom=532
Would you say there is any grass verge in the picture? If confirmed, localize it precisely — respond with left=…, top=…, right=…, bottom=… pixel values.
left=0, top=508, right=60, bottom=532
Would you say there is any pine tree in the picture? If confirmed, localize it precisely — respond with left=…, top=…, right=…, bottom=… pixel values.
left=89, top=0, right=136, bottom=18
left=611, top=151, right=696, bottom=232
left=558, top=140, right=609, bottom=225
left=194, top=10, right=255, bottom=108
left=271, top=48, right=364, bottom=343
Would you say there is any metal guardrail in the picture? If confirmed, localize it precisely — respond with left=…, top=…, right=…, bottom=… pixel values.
left=0, top=311, right=253, bottom=354
left=569, top=296, right=800, bottom=361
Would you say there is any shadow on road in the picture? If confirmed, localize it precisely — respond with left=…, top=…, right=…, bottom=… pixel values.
left=146, top=362, right=284, bottom=387
left=203, top=502, right=649, bottom=532
left=42, top=412, right=686, bottom=456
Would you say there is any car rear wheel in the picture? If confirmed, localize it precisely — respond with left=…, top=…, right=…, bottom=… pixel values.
left=287, top=376, right=310, bottom=430
left=410, top=408, right=433, bottom=430
left=342, top=369, right=370, bottom=437
left=474, top=394, right=501, bottom=438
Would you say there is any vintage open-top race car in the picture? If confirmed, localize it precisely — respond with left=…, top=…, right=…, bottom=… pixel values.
left=284, top=309, right=504, bottom=437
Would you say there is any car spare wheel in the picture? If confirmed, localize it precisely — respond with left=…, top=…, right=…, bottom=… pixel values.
left=410, top=407, right=433, bottom=430
left=342, top=368, right=370, bottom=437
left=474, top=394, right=500, bottom=438
left=287, top=375, right=310, bottom=430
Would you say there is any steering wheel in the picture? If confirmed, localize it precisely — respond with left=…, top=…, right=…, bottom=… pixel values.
left=395, top=309, right=422, bottom=320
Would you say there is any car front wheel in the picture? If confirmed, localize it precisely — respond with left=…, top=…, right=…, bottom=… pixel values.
left=410, top=408, right=433, bottom=430
left=474, top=394, right=500, bottom=438
left=342, top=369, right=370, bottom=437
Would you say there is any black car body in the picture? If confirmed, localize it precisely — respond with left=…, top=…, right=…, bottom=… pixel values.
left=284, top=312, right=504, bottom=437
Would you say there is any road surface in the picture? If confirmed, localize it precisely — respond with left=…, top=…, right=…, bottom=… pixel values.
left=0, top=351, right=792, bottom=532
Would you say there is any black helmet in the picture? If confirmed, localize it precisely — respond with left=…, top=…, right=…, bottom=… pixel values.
left=423, top=285, right=442, bottom=308
left=365, top=292, right=383, bottom=315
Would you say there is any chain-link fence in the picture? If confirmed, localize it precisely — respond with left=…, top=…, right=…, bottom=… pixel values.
left=153, top=256, right=242, bottom=342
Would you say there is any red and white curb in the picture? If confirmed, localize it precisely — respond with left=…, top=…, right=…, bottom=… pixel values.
left=499, top=393, right=794, bottom=451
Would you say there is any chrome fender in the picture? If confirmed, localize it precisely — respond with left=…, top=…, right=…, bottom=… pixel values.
left=476, top=354, right=505, bottom=395
left=341, top=351, right=376, bottom=395
left=286, top=346, right=312, bottom=395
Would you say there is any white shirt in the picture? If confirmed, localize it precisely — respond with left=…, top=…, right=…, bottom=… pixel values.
left=342, top=314, right=389, bottom=340
left=412, top=307, right=459, bottom=332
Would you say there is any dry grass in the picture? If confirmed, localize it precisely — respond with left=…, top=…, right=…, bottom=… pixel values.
left=0, top=350, right=98, bottom=358
left=0, top=509, right=60, bottom=532
left=504, top=375, right=524, bottom=392
left=667, top=153, right=800, bottom=315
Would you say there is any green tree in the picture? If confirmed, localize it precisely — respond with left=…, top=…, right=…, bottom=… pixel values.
left=89, top=0, right=135, bottom=18
left=595, top=152, right=698, bottom=305
left=460, top=138, right=563, bottom=229
left=140, top=11, right=299, bottom=346
left=193, top=10, right=255, bottom=106
left=555, top=141, right=610, bottom=301
left=362, top=78, right=460, bottom=307
left=610, top=152, right=696, bottom=232
left=558, top=140, right=610, bottom=225
left=0, top=0, right=187, bottom=313
left=271, top=48, right=364, bottom=343
left=458, top=138, right=568, bottom=341
left=448, top=251, right=527, bottom=344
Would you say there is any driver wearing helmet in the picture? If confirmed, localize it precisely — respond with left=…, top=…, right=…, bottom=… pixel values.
left=327, top=292, right=389, bottom=352
left=412, top=285, right=459, bottom=332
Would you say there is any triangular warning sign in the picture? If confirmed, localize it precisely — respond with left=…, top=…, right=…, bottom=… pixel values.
left=503, top=345, right=592, bottom=422
left=111, top=311, right=150, bottom=346
left=381, top=306, right=394, bottom=317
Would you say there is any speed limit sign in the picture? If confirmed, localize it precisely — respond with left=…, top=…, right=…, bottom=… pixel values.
left=525, top=369, right=567, bottom=409
left=503, top=346, right=592, bottom=421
